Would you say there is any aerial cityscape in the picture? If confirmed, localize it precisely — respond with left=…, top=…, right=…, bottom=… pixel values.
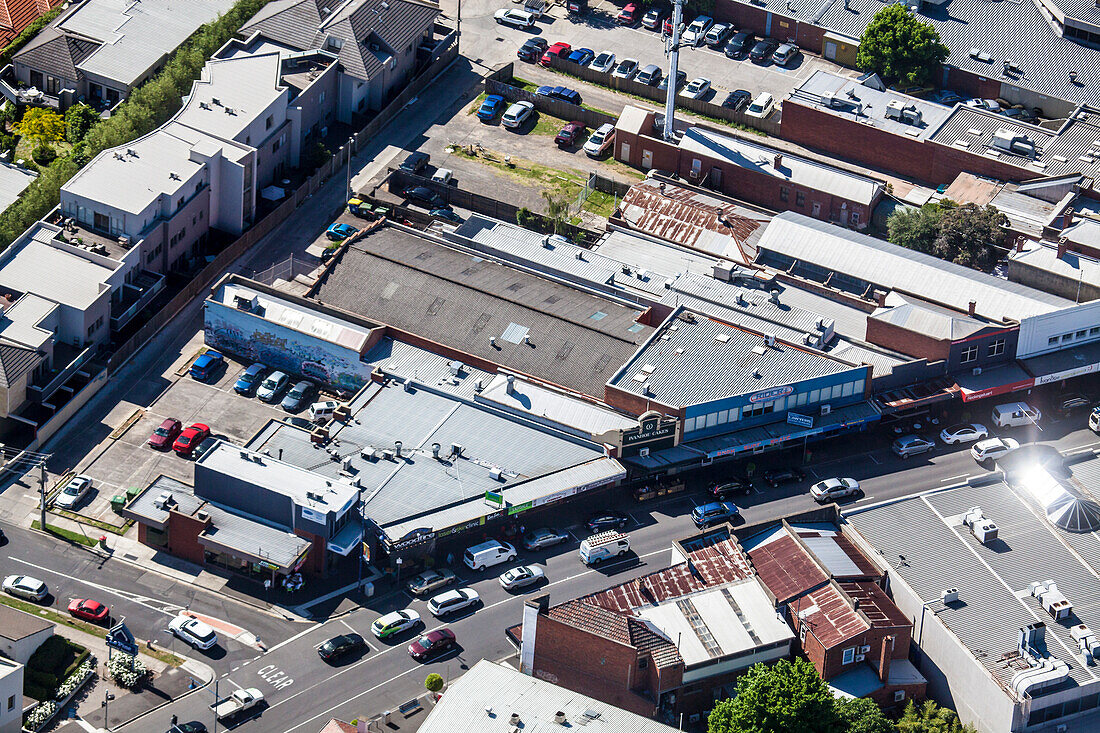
left=0, top=0, right=1097, bottom=732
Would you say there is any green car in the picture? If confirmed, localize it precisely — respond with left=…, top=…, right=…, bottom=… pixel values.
left=371, top=609, right=421, bottom=639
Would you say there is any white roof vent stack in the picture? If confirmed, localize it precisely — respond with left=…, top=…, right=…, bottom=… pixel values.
left=1072, top=625, right=1100, bottom=664
left=1032, top=580, right=1073, bottom=621
left=941, top=588, right=959, bottom=604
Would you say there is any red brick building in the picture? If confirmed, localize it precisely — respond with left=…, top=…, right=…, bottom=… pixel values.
left=0, top=0, right=59, bottom=46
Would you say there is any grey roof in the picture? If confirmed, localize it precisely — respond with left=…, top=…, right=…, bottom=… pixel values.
left=0, top=605, right=53, bottom=642
left=594, top=228, right=722, bottom=278
left=249, top=378, right=611, bottom=534
left=679, top=127, right=883, bottom=206
left=362, top=337, right=494, bottom=401
left=123, top=475, right=206, bottom=530
left=607, top=308, right=863, bottom=407
left=788, top=71, right=954, bottom=138
left=0, top=162, right=36, bottom=214
left=0, top=223, right=117, bottom=311
left=1010, top=243, right=1100, bottom=288
left=754, top=213, right=1071, bottom=322
left=0, top=341, right=44, bottom=388
left=721, top=0, right=1100, bottom=110
left=870, top=296, right=990, bottom=341
left=310, top=225, right=654, bottom=398
left=14, top=26, right=99, bottom=83
left=848, top=466, right=1100, bottom=695
left=240, top=0, right=438, bottom=81
left=990, top=189, right=1058, bottom=239
left=420, top=661, right=678, bottom=733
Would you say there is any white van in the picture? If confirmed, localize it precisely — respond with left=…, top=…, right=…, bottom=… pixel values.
left=744, top=92, right=774, bottom=119
left=579, top=531, right=630, bottom=565
left=308, top=400, right=339, bottom=422
left=991, top=402, right=1041, bottom=428
left=463, top=540, right=517, bottom=571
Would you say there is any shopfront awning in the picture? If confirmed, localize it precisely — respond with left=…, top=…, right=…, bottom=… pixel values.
left=197, top=507, right=311, bottom=573
left=1021, top=340, right=1100, bottom=386
left=326, top=521, right=365, bottom=556
left=953, top=362, right=1035, bottom=403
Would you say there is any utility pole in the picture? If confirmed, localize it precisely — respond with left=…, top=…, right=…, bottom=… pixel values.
left=39, top=461, right=46, bottom=531
left=345, top=137, right=354, bottom=203
left=662, top=0, right=685, bottom=141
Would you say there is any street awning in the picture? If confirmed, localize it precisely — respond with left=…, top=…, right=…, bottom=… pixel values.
left=953, top=362, right=1035, bottom=402
left=1021, top=340, right=1100, bottom=386
left=197, top=507, right=311, bottom=572
left=326, top=521, right=364, bottom=556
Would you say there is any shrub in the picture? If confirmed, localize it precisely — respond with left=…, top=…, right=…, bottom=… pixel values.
left=55, top=659, right=96, bottom=700
left=65, top=104, right=100, bottom=144
left=32, top=143, right=56, bottom=165
left=107, top=652, right=147, bottom=689
left=23, top=700, right=57, bottom=729
left=28, top=636, right=85, bottom=679
left=23, top=683, right=52, bottom=702
left=425, top=673, right=444, bottom=692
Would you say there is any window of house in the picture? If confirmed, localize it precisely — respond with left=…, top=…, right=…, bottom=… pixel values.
left=684, top=416, right=697, bottom=432
left=988, top=339, right=1005, bottom=357
left=799, top=626, right=807, bottom=642
left=1049, top=336, right=1060, bottom=345
left=1078, top=330, right=1088, bottom=339
left=796, top=192, right=806, bottom=207
left=780, top=187, right=789, bottom=202
left=7, top=695, right=14, bottom=710
left=894, top=690, right=905, bottom=703
left=960, top=345, right=978, bottom=363
left=842, top=648, right=856, bottom=665
left=851, top=211, right=860, bottom=224
left=1063, top=333, right=1074, bottom=342
left=1092, top=327, right=1100, bottom=336
left=273, top=138, right=281, bottom=152
left=811, top=201, right=821, bottom=216
left=266, top=115, right=273, bottom=130
left=638, top=657, right=649, bottom=669
left=320, top=91, right=326, bottom=104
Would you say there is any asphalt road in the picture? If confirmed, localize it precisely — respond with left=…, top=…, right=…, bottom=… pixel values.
left=105, top=417, right=1100, bottom=733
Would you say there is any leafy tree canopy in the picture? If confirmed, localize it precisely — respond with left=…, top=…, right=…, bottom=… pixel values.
left=708, top=659, right=843, bottom=733
left=857, top=5, right=949, bottom=86
left=887, top=199, right=1007, bottom=270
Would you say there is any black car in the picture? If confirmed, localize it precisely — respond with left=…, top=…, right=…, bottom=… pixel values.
left=1057, top=393, right=1093, bottom=415
left=0, top=526, right=6, bottom=544
left=761, top=467, right=806, bottom=488
left=402, top=186, right=447, bottom=209
left=750, top=39, right=780, bottom=63
left=724, top=31, right=756, bottom=59
left=318, top=633, right=367, bottom=662
left=167, top=722, right=207, bottom=733
left=399, top=151, right=429, bottom=174
left=586, top=511, right=628, bottom=533
left=709, top=479, right=753, bottom=499
left=517, top=37, right=549, bottom=62
left=722, top=89, right=752, bottom=111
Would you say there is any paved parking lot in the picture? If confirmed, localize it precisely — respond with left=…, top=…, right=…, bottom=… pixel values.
left=60, top=348, right=307, bottom=524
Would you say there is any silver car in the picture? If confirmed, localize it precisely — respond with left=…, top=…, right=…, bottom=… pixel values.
left=892, top=434, right=935, bottom=458
left=55, top=474, right=93, bottom=510
left=499, top=565, right=545, bottom=591
left=3, top=574, right=48, bottom=601
left=256, top=371, right=289, bottom=402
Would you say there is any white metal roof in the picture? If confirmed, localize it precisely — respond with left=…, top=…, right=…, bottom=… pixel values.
left=0, top=163, right=36, bottom=213
left=0, top=223, right=116, bottom=311
left=174, top=53, right=287, bottom=144
left=476, top=372, right=637, bottom=437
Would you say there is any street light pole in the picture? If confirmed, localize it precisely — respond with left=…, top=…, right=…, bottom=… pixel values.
left=346, top=137, right=354, bottom=203
left=102, top=689, right=114, bottom=731
left=39, top=461, right=46, bottom=531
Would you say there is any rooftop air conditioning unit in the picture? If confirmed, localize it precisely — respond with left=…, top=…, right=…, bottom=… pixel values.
left=489, top=467, right=503, bottom=481
left=234, top=292, right=259, bottom=311
left=942, top=588, right=959, bottom=603
left=639, top=447, right=650, bottom=457
left=991, top=129, right=1035, bottom=156
left=820, top=404, right=831, bottom=416
left=963, top=506, right=998, bottom=543
left=153, top=492, right=174, bottom=509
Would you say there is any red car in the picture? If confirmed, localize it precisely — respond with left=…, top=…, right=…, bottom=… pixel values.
left=617, top=2, right=640, bottom=24
left=68, top=598, right=109, bottom=623
left=148, top=418, right=182, bottom=450
left=555, top=121, right=587, bottom=146
left=539, top=42, right=571, bottom=66
left=663, top=17, right=675, bottom=34
left=408, top=628, right=456, bottom=661
left=173, top=423, right=211, bottom=456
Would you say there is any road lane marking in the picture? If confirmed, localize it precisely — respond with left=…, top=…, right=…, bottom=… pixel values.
left=282, top=665, right=422, bottom=733
left=9, top=557, right=186, bottom=617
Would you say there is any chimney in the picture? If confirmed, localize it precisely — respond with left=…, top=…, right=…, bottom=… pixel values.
left=1057, top=239, right=1068, bottom=258
left=773, top=153, right=783, bottom=169
left=878, top=635, right=895, bottom=683
left=1064, top=207, right=1075, bottom=228
left=875, top=290, right=887, bottom=307
left=1016, top=236, right=1026, bottom=253
left=968, top=300, right=977, bottom=317
left=520, top=594, right=551, bottom=675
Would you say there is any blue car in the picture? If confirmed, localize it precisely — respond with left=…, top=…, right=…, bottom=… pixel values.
left=567, top=48, right=594, bottom=65
left=190, top=350, right=224, bottom=381
left=325, top=223, right=359, bottom=241
left=536, top=85, right=582, bottom=105
left=691, top=501, right=740, bottom=528
left=477, top=94, right=505, bottom=121
left=234, top=363, right=267, bottom=395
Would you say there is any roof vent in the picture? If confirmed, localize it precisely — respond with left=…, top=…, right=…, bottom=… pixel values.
left=769, top=290, right=780, bottom=304
left=212, top=98, right=222, bottom=106
left=941, top=588, right=959, bottom=603
left=752, top=368, right=762, bottom=378
left=169, top=171, right=180, bottom=180
left=509, top=714, right=522, bottom=727
left=554, top=712, right=567, bottom=725
left=963, top=506, right=998, bottom=543
left=153, top=492, right=175, bottom=509
left=432, top=443, right=441, bottom=459
left=394, top=440, right=402, bottom=457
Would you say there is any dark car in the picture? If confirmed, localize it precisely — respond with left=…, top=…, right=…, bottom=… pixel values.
left=193, top=436, right=219, bottom=460
left=402, top=186, right=447, bottom=209
left=724, top=31, right=756, bottom=58
left=431, top=208, right=464, bottom=224
left=148, top=417, right=182, bottom=450
left=567, top=48, right=595, bottom=66
left=536, top=85, right=581, bottom=105
left=750, top=38, right=780, bottom=63
left=657, top=70, right=687, bottom=92
left=233, top=363, right=266, bottom=395
left=399, top=151, right=429, bottom=174
left=722, top=89, right=752, bottom=111
left=1057, top=393, right=1093, bottom=416
left=517, top=37, right=549, bottom=62
left=586, top=511, right=628, bottom=533
left=318, top=633, right=367, bottom=662
left=761, top=466, right=806, bottom=488
left=555, top=121, right=586, bottom=146
left=709, top=479, right=752, bottom=499
left=691, top=501, right=740, bottom=528
left=476, top=94, right=505, bottom=121
left=189, top=351, right=224, bottom=381
left=167, top=723, right=208, bottom=733
left=408, top=628, right=457, bottom=661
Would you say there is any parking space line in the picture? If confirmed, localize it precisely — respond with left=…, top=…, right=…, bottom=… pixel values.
left=867, top=453, right=882, bottom=465
left=941, top=473, right=970, bottom=483
left=339, top=619, right=356, bottom=633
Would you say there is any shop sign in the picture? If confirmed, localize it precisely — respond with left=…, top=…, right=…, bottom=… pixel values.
left=390, top=528, right=435, bottom=550
left=748, top=385, right=793, bottom=403
left=787, top=412, right=814, bottom=428
left=256, top=560, right=280, bottom=572
left=483, top=510, right=506, bottom=523
left=106, top=621, right=139, bottom=656
left=438, top=517, right=482, bottom=538
left=960, top=377, right=1035, bottom=402
left=484, top=490, right=504, bottom=509
left=300, top=506, right=327, bottom=524
left=532, top=473, right=621, bottom=508
left=507, top=501, right=534, bottom=516
left=622, top=416, right=677, bottom=446
left=1034, top=361, right=1100, bottom=386
left=292, top=547, right=310, bottom=572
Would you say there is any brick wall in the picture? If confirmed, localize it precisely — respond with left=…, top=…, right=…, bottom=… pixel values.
left=865, top=318, right=951, bottom=360
left=166, top=510, right=209, bottom=565
left=604, top=383, right=681, bottom=419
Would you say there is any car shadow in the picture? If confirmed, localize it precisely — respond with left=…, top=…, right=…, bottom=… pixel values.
left=325, top=648, right=369, bottom=667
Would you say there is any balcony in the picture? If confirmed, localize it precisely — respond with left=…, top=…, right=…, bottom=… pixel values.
left=46, top=212, right=136, bottom=261
left=111, top=270, right=166, bottom=331
left=27, top=342, right=95, bottom=404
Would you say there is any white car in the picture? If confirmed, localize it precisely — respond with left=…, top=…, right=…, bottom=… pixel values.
left=3, top=575, right=48, bottom=601
left=1091, top=406, right=1100, bottom=433
left=680, top=77, right=711, bottom=100
left=256, top=370, right=288, bottom=402
left=431, top=168, right=453, bottom=184
left=499, top=565, right=545, bottom=590
left=939, top=423, right=989, bottom=444
left=810, top=477, right=860, bottom=503
left=583, top=123, right=615, bottom=157
left=371, top=609, right=421, bottom=638
left=502, top=100, right=535, bottom=129
left=168, top=615, right=218, bottom=650
left=55, top=474, right=93, bottom=510
left=680, top=15, right=713, bottom=46
left=427, top=588, right=480, bottom=617
left=494, top=8, right=536, bottom=27
left=971, top=437, right=1020, bottom=463
left=612, top=58, right=639, bottom=79
left=589, top=51, right=616, bottom=73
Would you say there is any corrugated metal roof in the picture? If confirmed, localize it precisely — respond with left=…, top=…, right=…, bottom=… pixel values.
left=607, top=309, right=862, bottom=407
left=788, top=71, right=954, bottom=138
left=477, top=372, right=637, bottom=437
left=795, top=583, right=868, bottom=648
left=679, top=127, right=883, bottom=206
left=755, top=213, right=1071, bottom=321
left=1010, top=243, right=1100, bottom=286
left=747, top=533, right=829, bottom=605
left=362, top=337, right=494, bottom=401
left=869, top=299, right=989, bottom=341
left=198, top=502, right=311, bottom=568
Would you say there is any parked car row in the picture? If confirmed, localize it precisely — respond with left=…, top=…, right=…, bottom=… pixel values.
left=232, top=363, right=318, bottom=412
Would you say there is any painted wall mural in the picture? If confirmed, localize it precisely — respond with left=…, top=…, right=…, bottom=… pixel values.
left=204, top=301, right=374, bottom=393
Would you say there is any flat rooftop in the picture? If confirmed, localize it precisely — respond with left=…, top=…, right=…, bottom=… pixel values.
left=848, top=452, right=1100, bottom=695
left=788, top=71, right=954, bottom=138
left=1010, top=243, right=1100, bottom=288
left=608, top=308, right=862, bottom=407
left=308, top=225, right=655, bottom=399
left=0, top=162, right=36, bottom=212
left=173, top=53, right=286, bottom=143
left=0, top=222, right=116, bottom=310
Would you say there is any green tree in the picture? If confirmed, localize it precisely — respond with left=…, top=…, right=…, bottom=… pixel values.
left=836, top=697, right=894, bottom=733
left=424, top=673, right=444, bottom=692
left=708, top=659, right=843, bottom=733
left=897, top=700, right=977, bottom=733
left=542, top=190, right=570, bottom=234
left=887, top=199, right=1007, bottom=270
left=857, top=5, right=949, bottom=86
left=15, top=108, right=64, bottom=146
left=64, top=104, right=100, bottom=144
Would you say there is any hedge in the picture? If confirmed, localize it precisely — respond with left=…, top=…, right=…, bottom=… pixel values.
left=0, top=0, right=274, bottom=248
left=23, top=682, right=51, bottom=702
left=0, top=7, right=63, bottom=69
left=27, top=636, right=87, bottom=681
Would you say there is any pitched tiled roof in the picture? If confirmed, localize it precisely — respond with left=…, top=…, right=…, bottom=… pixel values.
left=0, top=341, right=42, bottom=388
left=0, top=0, right=60, bottom=46
left=13, top=25, right=99, bottom=82
left=319, top=720, right=358, bottom=733
left=549, top=599, right=683, bottom=668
